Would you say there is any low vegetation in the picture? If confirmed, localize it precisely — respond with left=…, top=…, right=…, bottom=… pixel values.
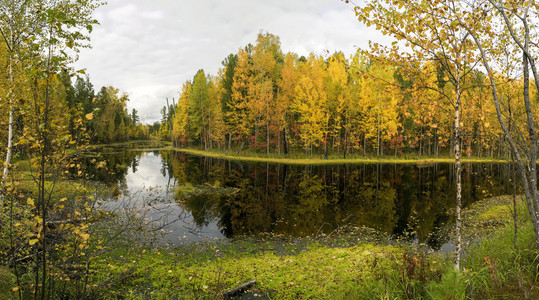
left=9, top=194, right=525, bottom=300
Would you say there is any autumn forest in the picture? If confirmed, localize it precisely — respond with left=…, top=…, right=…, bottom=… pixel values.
left=158, top=32, right=537, bottom=159
left=3, top=0, right=539, bottom=299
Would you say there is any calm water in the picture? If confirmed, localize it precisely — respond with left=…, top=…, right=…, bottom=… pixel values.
left=84, top=149, right=511, bottom=249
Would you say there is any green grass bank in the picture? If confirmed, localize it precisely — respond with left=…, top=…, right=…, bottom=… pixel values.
left=168, top=147, right=507, bottom=165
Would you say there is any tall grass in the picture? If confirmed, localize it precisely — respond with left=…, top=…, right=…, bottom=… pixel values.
left=464, top=222, right=539, bottom=298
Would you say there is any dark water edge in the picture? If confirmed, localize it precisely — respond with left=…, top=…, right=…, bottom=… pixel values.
left=81, top=149, right=512, bottom=250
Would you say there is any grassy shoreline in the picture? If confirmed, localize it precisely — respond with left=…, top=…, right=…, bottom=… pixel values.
left=88, top=141, right=508, bottom=164
left=166, top=146, right=508, bottom=165
left=85, top=194, right=536, bottom=299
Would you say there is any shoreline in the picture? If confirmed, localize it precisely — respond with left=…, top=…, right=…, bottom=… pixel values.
left=166, top=146, right=508, bottom=165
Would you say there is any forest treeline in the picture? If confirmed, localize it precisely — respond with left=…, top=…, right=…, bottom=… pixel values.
left=156, top=32, right=538, bottom=158
left=0, top=56, right=149, bottom=157
left=61, top=75, right=149, bottom=143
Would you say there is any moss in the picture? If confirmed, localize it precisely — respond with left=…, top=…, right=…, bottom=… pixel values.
left=459, top=195, right=529, bottom=241
left=476, top=205, right=511, bottom=222
left=90, top=238, right=447, bottom=299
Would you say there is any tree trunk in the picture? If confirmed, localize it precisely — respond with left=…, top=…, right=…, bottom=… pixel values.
left=363, top=135, right=366, bottom=156
left=166, top=98, right=173, bottom=141
left=343, top=124, right=348, bottom=159
left=277, top=127, right=280, bottom=155
left=3, top=94, right=14, bottom=180
left=521, top=47, right=539, bottom=250
left=512, top=159, right=518, bottom=249
left=377, top=122, right=381, bottom=156
left=324, top=133, right=328, bottom=160
left=2, top=33, right=14, bottom=183
left=454, top=72, right=463, bottom=271
left=469, top=29, right=539, bottom=251
left=283, top=127, right=288, bottom=155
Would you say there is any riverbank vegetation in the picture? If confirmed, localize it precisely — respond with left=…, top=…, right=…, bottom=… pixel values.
left=29, top=194, right=534, bottom=299
left=169, top=146, right=507, bottom=165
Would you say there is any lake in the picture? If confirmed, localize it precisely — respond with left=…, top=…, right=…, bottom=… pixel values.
left=84, top=148, right=511, bottom=250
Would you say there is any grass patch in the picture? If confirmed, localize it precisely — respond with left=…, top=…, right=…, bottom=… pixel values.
left=91, top=240, right=447, bottom=299
left=463, top=221, right=539, bottom=299
left=430, top=195, right=539, bottom=299
left=169, top=147, right=508, bottom=165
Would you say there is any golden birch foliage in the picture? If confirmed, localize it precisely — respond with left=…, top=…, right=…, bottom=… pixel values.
left=248, top=33, right=283, bottom=149
left=346, top=52, right=371, bottom=150
left=292, top=55, right=328, bottom=150
left=252, top=33, right=280, bottom=80
left=408, top=62, right=452, bottom=148
left=325, top=53, right=349, bottom=147
left=359, top=64, right=399, bottom=146
left=353, top=0, right=479, bottom=149
left=230, top=49, right=252, bottom=139
left=172, top=82, right=191, bottom=143
left=208, top=76, right=225, bottom=145
left=276, top=53, right=303, bottom=147
left=277, top=53, right=302, bottom=119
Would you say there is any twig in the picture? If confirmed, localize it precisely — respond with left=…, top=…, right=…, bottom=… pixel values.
left=220, top=279, right=257, bottom=299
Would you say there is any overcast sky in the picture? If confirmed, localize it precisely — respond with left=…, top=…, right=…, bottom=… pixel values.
left=73, top=0, right=381, bottom=124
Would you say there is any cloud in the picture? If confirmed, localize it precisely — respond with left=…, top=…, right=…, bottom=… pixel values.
left=74, top=0, right=379, bottom=123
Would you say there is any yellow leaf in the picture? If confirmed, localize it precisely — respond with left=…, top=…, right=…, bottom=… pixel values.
left=12, top=286, right=20, bottom=292
left=85, top=112, right=94, bottom=120
left=60, top=197, right=67, bottom=202
left=27, top=198, right=34, bottom=206
left=80, top=233, right=90, bottom=241
left=29, top=239, right=39, bottom=245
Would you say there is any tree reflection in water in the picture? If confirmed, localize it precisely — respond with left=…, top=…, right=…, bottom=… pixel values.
left=89, top=150, right=511, bottom=249
left=167, top=152, right=510, bottom=249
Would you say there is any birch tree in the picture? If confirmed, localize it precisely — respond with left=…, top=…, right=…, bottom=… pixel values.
left=352, top=0, right=478, bottom=269
left=459, top=0, right=539, bottom=251
left=0, top=0, right=37, bottom=183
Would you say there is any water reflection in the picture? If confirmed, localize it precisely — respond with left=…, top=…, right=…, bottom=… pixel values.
left=89, top=150, right=511, bottom=249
